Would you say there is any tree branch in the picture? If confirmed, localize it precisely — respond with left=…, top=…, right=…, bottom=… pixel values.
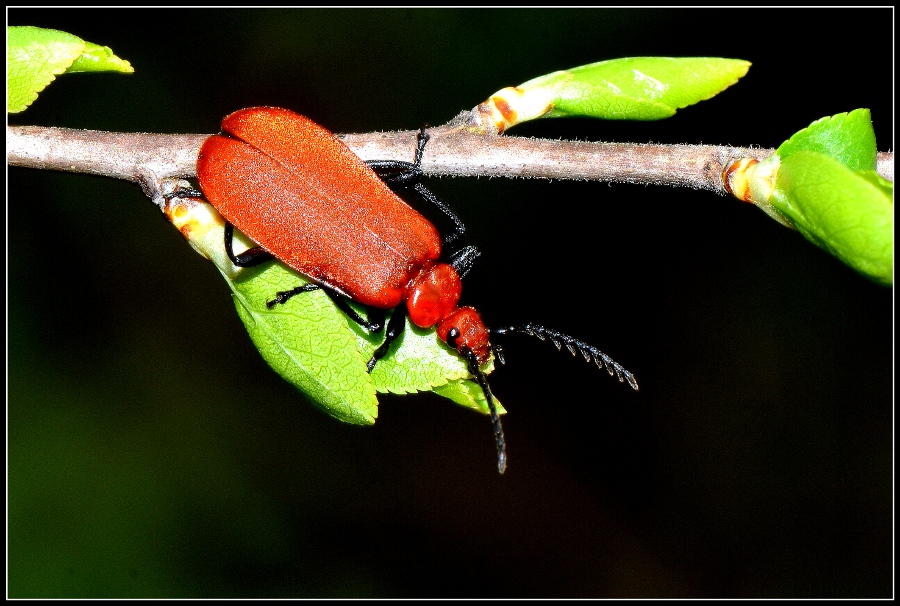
left=7, top=122, right=894, bottom=203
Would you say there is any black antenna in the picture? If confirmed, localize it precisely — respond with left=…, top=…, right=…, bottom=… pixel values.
left=448, top=329, right=507, bottom=474
left=491, top=324, right=639, bottom=391
left=464, top=348, right=507, bottom=475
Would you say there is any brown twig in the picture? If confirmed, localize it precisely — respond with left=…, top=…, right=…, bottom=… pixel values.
left=7, top=121, right=894, bottom=202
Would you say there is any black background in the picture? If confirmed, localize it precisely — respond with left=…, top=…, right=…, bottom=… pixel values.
left=8, top=8, right=893, bottom=598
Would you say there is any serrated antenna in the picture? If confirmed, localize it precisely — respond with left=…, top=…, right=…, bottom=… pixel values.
left=490, top=324, right=639, bottom=391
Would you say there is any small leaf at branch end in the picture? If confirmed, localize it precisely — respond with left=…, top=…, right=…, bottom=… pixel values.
left=777, top=109, right=877, bottom=172
left=479, top=57, right=750, bottom=132
left=771, top=151, right=893, bottom=286
left=743, top=110, right=892, bottom=285
left=67, top=42, right=135, bottom=74
left=7, top=26, right=132, bottom=113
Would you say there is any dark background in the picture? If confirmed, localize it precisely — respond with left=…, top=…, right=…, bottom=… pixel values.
left=7, top=8, right=893, bottom=598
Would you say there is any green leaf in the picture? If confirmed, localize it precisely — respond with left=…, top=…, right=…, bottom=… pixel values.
left=7, top=26, right=133, bottom=113
left=67, top=41, right=135, bottom=74
left=164, top=193, right=498, bottom=422
left=227, top=261, right=379, bottom=426
left=231, top=267, right=502, bottom=420
left=483, top=57, right=750, bottom=130
left=745, top=110, right=893, bottom=286
left=771, top=151, right=893, bottom=286
left=856, top=169, right=894, bottom=199
left=776, top=109, right=877, bottom=172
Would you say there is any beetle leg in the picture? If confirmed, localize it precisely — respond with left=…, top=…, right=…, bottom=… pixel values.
left=448, top=245, right=481, bottom=279
left=411, top=183, right=466, bottom=245
left=163, top=188, right=274, bottom=268
left=163, top=186, right=204, bottom=199
left=267, top=284, right=383, bottom=334
left=366, top=162, right=467, bottom=245
left=332, top=300, right=383, bottom=334
left=490, top=342, right=506, bottom=366
left=366, top=307, right=407, bottom=372
left=365, top=128, right=466, bottom=244
left=267, top=284, right=322, bottom=307
left=364, top=126, right=428, bottom=185
left=365, top=159, right=420, bottom=186
left=225, top=218, right=385, bottom=332
left=224, top=222, right=273, bottom=267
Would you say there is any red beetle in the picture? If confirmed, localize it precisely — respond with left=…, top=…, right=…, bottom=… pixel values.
left=186, top=106, right=637, bottom=473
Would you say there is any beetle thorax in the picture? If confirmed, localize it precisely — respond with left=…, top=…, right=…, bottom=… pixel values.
left=405, top=262, right=491, bottom=364
left=405, top=262, right=462, bottom=329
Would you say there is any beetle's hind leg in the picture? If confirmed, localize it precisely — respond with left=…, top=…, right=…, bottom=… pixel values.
left=163, top=186, right=272, bottom=268
left=366, top=307, right=407, bottom=373
left=267, top=285, right=384, bottom=334
left=223, top=222, right=273, bottom=267
left=223, top=220, right=386, bottom=333
left=268, top=284, right=404, bottom=374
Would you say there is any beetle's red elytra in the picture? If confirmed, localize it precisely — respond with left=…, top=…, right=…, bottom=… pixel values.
left=191, top=106, right=638, bottom=474
left=199, top=108, right=440, bottom=309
